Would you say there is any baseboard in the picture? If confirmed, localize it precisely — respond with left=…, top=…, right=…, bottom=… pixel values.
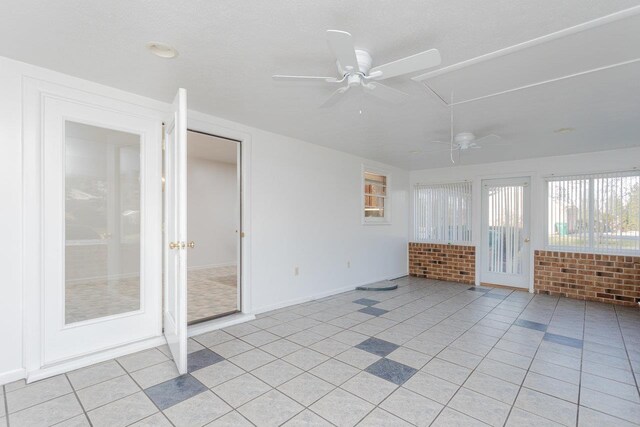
left=252, top=274, right=406, bottom=315
left=26, top=336, right=166, bottom=383
left=0, top=368, right=26, bottom=386
left=187, top=263, right=236, bottom=271
left=188, top=312, right=256, bottom=337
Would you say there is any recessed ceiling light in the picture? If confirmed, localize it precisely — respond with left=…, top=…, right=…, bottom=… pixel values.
left=554, top=127, right=575, bottom=134
left=146, top=42, right=178, bottom=59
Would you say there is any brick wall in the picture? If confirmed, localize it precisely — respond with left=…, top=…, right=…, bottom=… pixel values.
left=409, top=243, right=475, bottom=284
left=534, top=250, right=640, bottom=306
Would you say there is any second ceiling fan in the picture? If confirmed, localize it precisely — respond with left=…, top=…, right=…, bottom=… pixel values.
left=273, top=30, right=441, bottom=107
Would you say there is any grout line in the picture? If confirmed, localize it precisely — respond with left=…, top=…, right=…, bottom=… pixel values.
left=500, top=293, right=562, bottom=426
left=12, top=278, right=638, bottom=427
left=613, top=304, right=640, bottom=392
left=3, top=385, right=10, bottom=427
left=113, top=358, right=178, bottom=427
left=62, top=373, right=93, bottom=427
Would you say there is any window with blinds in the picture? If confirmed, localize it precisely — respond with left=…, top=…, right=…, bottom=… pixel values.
left=414, top=181, right=472, bottom=243
left=546, top=170, right=640, bottom=253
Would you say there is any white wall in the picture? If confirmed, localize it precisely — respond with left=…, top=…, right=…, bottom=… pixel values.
left=187, top=156, right=238, bottom=269
left=0, top=55, right=409, bottom=384
left=410, top=147, right=640, bottom=287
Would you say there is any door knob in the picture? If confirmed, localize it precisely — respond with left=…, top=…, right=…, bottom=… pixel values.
left=187, top=241, right=195, bottom=249
left=169, top=241, right=179, bottom=250
left=524, top=237, right=531, bottom=243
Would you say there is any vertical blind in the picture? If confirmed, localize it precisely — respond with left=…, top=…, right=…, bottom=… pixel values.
left=414, top=181, right=472, bottom=243
left=486, top=184, right=525, bottom=275
left=546, top=171, right=640, bottom=253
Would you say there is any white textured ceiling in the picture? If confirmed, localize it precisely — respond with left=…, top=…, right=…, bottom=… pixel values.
left=2, top=1, right=640, bottom=170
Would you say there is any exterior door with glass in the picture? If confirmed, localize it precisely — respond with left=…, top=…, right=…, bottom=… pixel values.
left=41, top=95, right=162, bottom=366
left=481, top=177, right=531, bottom=289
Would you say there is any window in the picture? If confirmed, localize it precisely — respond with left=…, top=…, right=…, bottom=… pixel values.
left=414, top=181, right=472, bottom=243
left=363, top=169, right=390, bottom=223
left=546, top=171, right=640, bottom=253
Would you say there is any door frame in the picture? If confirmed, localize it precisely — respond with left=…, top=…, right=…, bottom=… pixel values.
left=185, top=112, right=253, bottom=318
left=22, top=77, right=166, bottom=382
left=479, top=176, right=532, bottom=290
left=183, top=129, right=244, bottom=325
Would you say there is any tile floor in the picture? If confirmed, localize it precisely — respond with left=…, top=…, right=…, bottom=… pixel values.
left=64, top=265, right=238, bottom=325
left=3, top=277, right=640, bottom=426
left=188, top=266, right=238, bottom=322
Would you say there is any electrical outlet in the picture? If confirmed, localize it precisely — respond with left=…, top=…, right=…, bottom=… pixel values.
left=294, top=267, right=299, bottom=276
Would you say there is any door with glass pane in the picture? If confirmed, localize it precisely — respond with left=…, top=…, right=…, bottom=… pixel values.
left=42, top=96, right=161, bottom=365
left=481, top=177, right=531, bottom=288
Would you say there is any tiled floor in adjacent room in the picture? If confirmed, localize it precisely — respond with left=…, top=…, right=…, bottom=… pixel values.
left=3, top=277, right=640, bottom=426
left=188, top=266, right=238, bottom=322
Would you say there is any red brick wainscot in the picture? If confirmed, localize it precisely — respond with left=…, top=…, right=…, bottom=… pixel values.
left=409, top=243, right=475, bottom=284
left=534, top=250, right=640, bottom=306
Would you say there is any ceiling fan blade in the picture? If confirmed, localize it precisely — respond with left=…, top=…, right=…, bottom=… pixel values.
left=319, top=86, right=350, bottom=108
left=326, top=30, right=359, bottom=72
left=429, top=140, right=452, bottom=146
left=370, top=49, right=441, bottom=80
left=475, top=134, right=505, bottom=144
left=273, top=75, right=340, bottom=83
left=363, top=82, right=409, bottom=104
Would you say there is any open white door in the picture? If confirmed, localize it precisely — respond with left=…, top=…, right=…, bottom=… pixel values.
left=164, top=88, right=188, bottom=374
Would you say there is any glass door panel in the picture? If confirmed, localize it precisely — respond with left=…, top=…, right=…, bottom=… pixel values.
left=481, top=177, right=531, bottom=288
left=64, top=122, right=142, bottom=324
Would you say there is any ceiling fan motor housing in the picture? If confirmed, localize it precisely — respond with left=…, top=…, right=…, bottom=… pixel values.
left=338, top=49, right=373, bottom=77
left=454, top=132, right=476, bottom=150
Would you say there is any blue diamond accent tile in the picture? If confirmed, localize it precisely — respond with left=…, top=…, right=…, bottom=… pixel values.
left=468, top=286, right=491, bottom=292
left=358, top=306, right=388, bottom=317
left=514, top=319, right=548, bottom=332
left=144, top=374, right=207, bottom=410
left=543, top=333, right=583, bottom=348
left=188, top=348, right=224, bottom=373
left=353, top=298, right=380, bottom=306
left=365, top=358, right=417, bottom=385
left=356, top=337, right=399, bottom=357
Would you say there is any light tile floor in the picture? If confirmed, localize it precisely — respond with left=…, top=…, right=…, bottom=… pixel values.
left=188, top=266, right=238, bottom=322
left=3, top=277, right=640, bottom=426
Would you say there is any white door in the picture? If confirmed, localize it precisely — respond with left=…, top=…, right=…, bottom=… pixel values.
left=164, top=89, right=188, bottom=374
left=41, top=95, right=161, bottom=366
left=481, top=177, right=531, bottom=288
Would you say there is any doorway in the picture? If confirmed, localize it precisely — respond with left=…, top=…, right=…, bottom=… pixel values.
left=185, top=130, right=241, bottom=324
left=480, top=177, right=531, bottom=289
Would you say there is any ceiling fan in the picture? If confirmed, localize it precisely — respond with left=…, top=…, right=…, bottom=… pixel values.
left=273, top=30, right=441, bottom=107
left=431, top=132, right=503, bottom=151
left=418, top=94, right=506, bottom=163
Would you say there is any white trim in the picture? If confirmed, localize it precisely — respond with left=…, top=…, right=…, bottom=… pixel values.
left=188, top=313, right=255, bottom=337
left=26, top=336, right=165, bottom=384
left=0, top=368, right=27, bottom=386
